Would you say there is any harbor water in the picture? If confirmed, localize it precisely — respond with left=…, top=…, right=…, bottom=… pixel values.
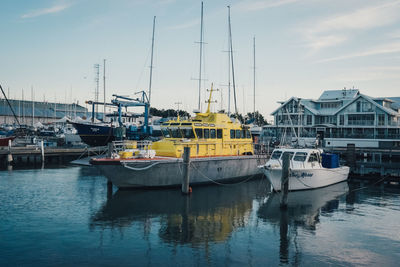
left=0, top=166, right=399, bottom=266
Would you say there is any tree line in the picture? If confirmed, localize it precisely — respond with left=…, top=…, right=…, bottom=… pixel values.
left=150, top=107, right=268, bottom=126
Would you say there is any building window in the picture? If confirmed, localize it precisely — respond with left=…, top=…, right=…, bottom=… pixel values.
left=356, top=101, right=361, bottom=112
left=339, top=115, right=344, bottom=125
left=348, top=114, right=374, bottom=126
left=307, top=115, right=312, bottom=125
left=378, top=114, right=385, bottom=126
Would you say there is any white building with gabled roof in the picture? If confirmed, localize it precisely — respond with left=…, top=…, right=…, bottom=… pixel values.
left=263, top=88, right=400, bottom=148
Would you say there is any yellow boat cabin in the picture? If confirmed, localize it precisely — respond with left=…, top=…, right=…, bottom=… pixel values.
left=151, top=86, right=254, bottom=158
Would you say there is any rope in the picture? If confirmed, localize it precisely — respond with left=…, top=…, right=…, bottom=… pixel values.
left=349, top=175, right=388, bottom=193
left=189, top=161, right=259, bottom=186
left=121, top=161, right=161, bottom=171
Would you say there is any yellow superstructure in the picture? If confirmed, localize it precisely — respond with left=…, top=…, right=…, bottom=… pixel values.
left=151, top=85, right=254, bottom=158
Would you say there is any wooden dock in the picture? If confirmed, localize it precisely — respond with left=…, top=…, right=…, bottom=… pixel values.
left=325, top=146, right=400, bottom=182
left=0, top=145, right=107, bottom=168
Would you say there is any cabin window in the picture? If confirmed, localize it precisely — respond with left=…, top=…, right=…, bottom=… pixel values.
left=182, top=128, right=195, bottom=139
left=195, top=128, right=203, bottom=138
left=170, top=128, right=182, bottom=138
left=210, top=129, right=216, bottom=138
left=271, top=150, right=282, bottom=160
left=308, top=153, right=318, bottom=162
left=235, top=130, right=241, bottom=139
left=241, top=130, right=246, bottom=139
left=230, top=130, right=235, bottom=139
left=293, top=152, right=307, bottom=162
left=217, top=129, right=223, bottom=139
left=204, top=129, right=210, bottom=139
left=161, top=128, right=170, bottom=138
left=246, top=130, right=251, bottom=139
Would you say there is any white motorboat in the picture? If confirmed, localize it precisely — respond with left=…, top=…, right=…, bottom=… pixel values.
left=259, top=148, right=349, bottom=191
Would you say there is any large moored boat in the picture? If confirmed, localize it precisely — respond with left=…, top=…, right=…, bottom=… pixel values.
left=91, top=87, right=264, bottom=188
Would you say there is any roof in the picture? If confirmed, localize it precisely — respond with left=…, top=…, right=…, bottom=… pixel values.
left=318, top=89, right=359, bottom=100
left=271, top=97, right=301, bottom=115
left=0, top=99, right=88, bottom=118
left=334, top=94, right=398, bottom=116
left=387, top=97, right=400, bottom=110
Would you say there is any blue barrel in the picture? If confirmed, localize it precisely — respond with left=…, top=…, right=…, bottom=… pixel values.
left=321, top=153, right=339, bottom=168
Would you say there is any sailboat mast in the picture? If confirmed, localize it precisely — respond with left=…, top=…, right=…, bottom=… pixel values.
left=228, top=6, right=238, bottom=115
left=148, top=16, right=156, bottom=106
left=198, top=2, right=204, bottom=111
left=253, top=36, right=256, bottom=115
left=103, top=59, right=106, bottom=117
left=227, top=16, right=231, bottom=115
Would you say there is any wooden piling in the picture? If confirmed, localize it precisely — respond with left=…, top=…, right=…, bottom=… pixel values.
left=346, top=144, right=356, bottom=170
left=280, top=152, right=290, bottom=209
left=7, top=139, right=13, bottom=165
left=107, top=142, right=113, bottom=158
left=107, top=181, right=113, bottom=199
left=40, top=140, right=45, bottom=163
left=182, top=147, right=191, bottom=194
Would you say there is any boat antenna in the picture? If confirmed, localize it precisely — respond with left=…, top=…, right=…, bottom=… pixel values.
left=0, top=84, right=21, bottom=127
left=197, top=2, right=204, bottom=111
left=228, top=6, right=238, bottom=116
left=205, top=83, right=218, bottom=113
left=148, top=16, right=156, bottom=107
left=175, top=101, right=182, bottom=121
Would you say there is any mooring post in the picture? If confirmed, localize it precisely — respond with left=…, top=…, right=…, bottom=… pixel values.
left=280, top=152, right=290, bottom=209
left=40, top=140, right=45, bottom=163
left=182, top=146, right=191, bottom=194
left=107, top=142, right=113, bottom=158
left=7, top=139, right=13, bottom=165
left=107, top=181, right=113, bottom=199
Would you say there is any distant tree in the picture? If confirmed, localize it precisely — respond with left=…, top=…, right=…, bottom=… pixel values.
left=150, top=107, right=190, bottom=118
left=246, top=111, right=268, bottom=126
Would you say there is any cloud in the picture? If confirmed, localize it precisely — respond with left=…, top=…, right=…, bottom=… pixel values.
left=167, top=18, right=200, bottom=30
left=300, top=1, right=400, bottom=51
left=317, top=41, right=400, bottom=63
left=21, top=3, right=71, bottom=19
left=234, top=0, right=300, bottom=11
left=334, top=66, right=400, bottom=82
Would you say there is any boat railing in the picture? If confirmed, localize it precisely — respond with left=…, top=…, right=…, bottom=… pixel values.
left=111, top=140, right=153, bottom=153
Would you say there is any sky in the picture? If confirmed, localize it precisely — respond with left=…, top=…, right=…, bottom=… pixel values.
left=1, top=0, right=400, bottom=121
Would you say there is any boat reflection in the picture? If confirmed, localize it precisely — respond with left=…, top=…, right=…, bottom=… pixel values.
left=257, top=182, right=349, bottom=264
left=90, top=178, right=269, bottom=246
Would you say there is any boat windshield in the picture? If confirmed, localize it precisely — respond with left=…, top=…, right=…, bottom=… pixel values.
left=182, top=128, right=195, bottom=139
left=161, top=128, right=171, bottom=138
left=293, top=152, right=308, bottom=162
left=170, top=128, right=182, bottom=138
left=271, top=150, right=282, bottom=160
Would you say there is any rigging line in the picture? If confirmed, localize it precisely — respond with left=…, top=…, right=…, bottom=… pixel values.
left=148, top=16, right=156, bottom=106
left=228, top=5, right=238, bottom=116
left=189, top=161, right=258, bottom=186
left=0, top=84, right=21, bottom=127
left=135, top=41, right=152, bottom=95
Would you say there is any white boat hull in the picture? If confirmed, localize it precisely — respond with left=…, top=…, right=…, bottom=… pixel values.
left=262, top=166, right=350, bottom=191
left=94, top=155, right=264, bottom=188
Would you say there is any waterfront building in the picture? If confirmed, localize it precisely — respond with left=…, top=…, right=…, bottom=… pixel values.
left=262, top=88, right=400, bottom=148
left=0, top=98, right=88, bottom=125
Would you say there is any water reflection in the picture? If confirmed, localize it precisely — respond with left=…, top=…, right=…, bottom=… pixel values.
left=258, top=182, right=349, bottom=264
left=91, top=179, right=269, bottom=246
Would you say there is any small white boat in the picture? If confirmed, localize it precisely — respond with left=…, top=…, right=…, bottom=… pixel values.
left=259, top=148, right=349, bottom=191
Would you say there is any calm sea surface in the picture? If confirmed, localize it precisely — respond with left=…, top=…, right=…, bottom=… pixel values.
left=0, top=166, right=399, bottom=266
